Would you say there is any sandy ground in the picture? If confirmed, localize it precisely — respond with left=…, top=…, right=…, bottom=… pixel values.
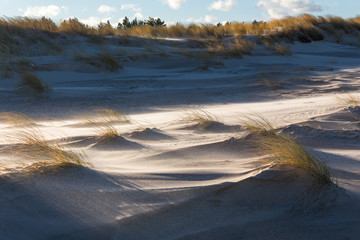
left=0, top=37, right=360, bottom=239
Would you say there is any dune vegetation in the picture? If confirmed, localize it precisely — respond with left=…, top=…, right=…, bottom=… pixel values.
left=184, top=109, right=221, bottom=123
left=17, top=72, right=49, bottom=94
left=94, top=108, right=131, bottom=139
left=243, top=115, right=332, bottom=185
left=0, top=14, right=360, bottom=59
left=0, top=112, right=89, bottom=172
left=337, top=94, right=360, bottom=107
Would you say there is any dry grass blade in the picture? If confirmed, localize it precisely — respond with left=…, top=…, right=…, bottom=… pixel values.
left=259, top=134, right=331, bottom=185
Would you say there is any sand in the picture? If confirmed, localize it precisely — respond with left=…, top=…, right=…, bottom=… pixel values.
left=0, top=36, right=360, bottom=239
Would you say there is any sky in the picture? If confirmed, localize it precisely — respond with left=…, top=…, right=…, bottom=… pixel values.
left=0, top=0, right=359, bottom=26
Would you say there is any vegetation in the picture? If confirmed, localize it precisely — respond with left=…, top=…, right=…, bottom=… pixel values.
left=1, top=112, right=89, bottom=171
left=243, top=115, right=331, bottom=184
left=207, top=38, right=256, bottom=57
left=184, top=109, right=220, bottom=123
left=337, top=94, right=360, bottom=107
left=274, top=44, right=292, bottom=56
left=259, top=134, right=331, bottom=185
left=18, top=72, right=49, bottom=94
left=94, top=108, right=131, bottom=138
left=242, top=115, right=276, bottom=136
left=0, top=14, right=359, bottom=44
left=73, top=51, right=122, bottom=72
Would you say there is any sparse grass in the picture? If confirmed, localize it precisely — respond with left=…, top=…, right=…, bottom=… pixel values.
left=94, top=108, right=131, bottom=138
left=274, top=44, right=292, bottom=56
left=1, top=112, right=89, bottom=171
left=336, top=94, right=360, bottom=107
left=242, top=114, right=276, bottom=136
left=97, top=53, right=122, bottom=71
left=258, top=133, right=331, bottom=185
left=184, top=109, right=220, bottom=123
left=18, top=72, right=49, bottom=94
left=207, top=38, right=256, bottom=57
left=73, top=51, right=122, bottom=72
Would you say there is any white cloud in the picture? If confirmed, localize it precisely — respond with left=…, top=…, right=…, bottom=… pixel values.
left=19, top=5, right=67, bottom=17
left=208, top=0, right=237, bottom=11
left=120, top=4, right=144, bottom=19
left=257, top=0, right=322, bottom=19
left=98, top=5, right=116, bottom=13
left=162, top=0, right=186, bottom=10
left=120, top=4, right=141, bottom=12
left=186, top=15, right=218, bottom=24
left=134, top=12, right=144, bottom=19
left=80, top=16, right=111, bottom=27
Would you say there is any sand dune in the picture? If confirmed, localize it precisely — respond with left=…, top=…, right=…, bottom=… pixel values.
left=1, top=35, right=360, bottom=239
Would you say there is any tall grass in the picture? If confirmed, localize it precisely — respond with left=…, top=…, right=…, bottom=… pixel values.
left=1, top=14, right=360, bottom=44
left=1, top=112, right=89, bottom=170
left=259, top=134, right=331, bottom=185
left=243, top=115, right=331, bottom=185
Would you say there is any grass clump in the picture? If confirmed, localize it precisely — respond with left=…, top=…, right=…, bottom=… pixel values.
left=1, top=112, right=89, bottom=170
left=274, top=44, right=292, bottom=56
left=73, top=51, right=122, bottom=72
left=18, top=72, right=49, bottom=94
left=243, top=114, right=332, bottom=185
left=336, top=94, right=360, bottom=107
left=242, top=114, right=276, bottom=136
left=208, top=38, right=256, bottom=57
left=97, top=53, right=122, bottom=72
left=259, top=134, right=331, bottom=185
left=94, top=108, right=131, bottom=138
left=184, top=109, right=220, bottom=123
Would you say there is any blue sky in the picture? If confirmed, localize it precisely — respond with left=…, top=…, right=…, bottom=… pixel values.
left=0, top=0, right=358, bottom=26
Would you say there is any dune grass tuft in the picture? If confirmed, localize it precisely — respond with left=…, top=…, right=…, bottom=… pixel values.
left=258, top=134, right=331, bottom=185
left=242, top=114, right=276, bottom=136
left=207, top=38, right=256, bottom=57
left=18, top=72, right=49, bottom=94
left=184, top=109, right=220, bottom=123
left=97, top=53, right=122, bottom=72
left=243, top=114, right=332, bottom=185
left=1, top=112, right=89, bottom=171
left=73, top=51, right=122, bottom=72
left=274, top=44, right=292, bottom=56
left=94, top=108, right=131, bottom=139
left=336, top=94, right=360, bottom=107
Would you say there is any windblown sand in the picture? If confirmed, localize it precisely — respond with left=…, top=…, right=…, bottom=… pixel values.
left=0, top=37, right=360, bottom=239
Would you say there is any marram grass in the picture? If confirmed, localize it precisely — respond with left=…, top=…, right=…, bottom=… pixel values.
left=93, top=108, right=131, bottom=139
left=1, top=112, right=89, bottom=171
left=242, top=114, right=276, bottom=136
left=243, top=115, right=331, bottom=185
left=258, top=134, right=331, bottom=185
left=184, top=109, right=220, bottom=123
